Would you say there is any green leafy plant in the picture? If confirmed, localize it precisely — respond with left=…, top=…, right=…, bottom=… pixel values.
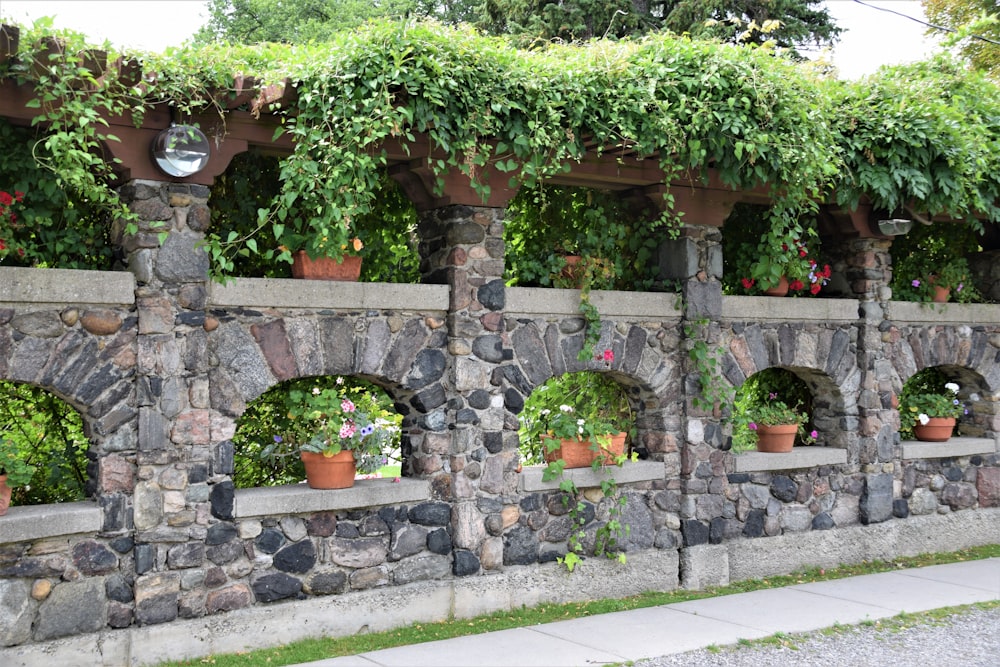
left=239, top=377, right=400, bottom=484
left=898, top=368, right=966, bottom=439
left=0, top=435, right=37, bottom=488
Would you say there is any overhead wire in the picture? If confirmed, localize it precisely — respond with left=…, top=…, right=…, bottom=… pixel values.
left=849, top=0, right=1000, bottom=46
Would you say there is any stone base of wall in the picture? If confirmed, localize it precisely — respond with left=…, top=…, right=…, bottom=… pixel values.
left=0, top=550, right=680, bottom=667
left=720, top=507, right=1000, bottom=582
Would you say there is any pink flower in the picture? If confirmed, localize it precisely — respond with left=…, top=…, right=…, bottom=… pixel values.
left=748, top=422, right=758, bottom=431
left=339, top=421, right=356, bottom=439
left=810, top=430, right=818, bottom=439
left=341, top=399, right=355, bottom=413
left=741, top=277, right=754, bottom=289
left=603, top=349, right=614, bottom=363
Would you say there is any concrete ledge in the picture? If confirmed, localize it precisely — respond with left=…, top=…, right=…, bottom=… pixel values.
left=519, top=460, right=664, bottom=492
left=889, top=300, right=1000, bottom=325
left=724, top=507, right=1000, bottom=583
left=0, top=549, right=679, bottom=667
left=0, top=501, right=103, bottom=545
left=901, top=436, right=997, bottom=460
left=234, top=478, right=431, bottom=518
left=0, top=267, right=134, bottom=306
left=507, top=287, right=681, bottom=319
left=209, top=278, right=449, bottom=311
left=733, top=447, right=848, bottom=472
left=721, top=296, right=858, bottom=323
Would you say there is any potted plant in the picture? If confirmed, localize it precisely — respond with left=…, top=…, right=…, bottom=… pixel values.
left=261, top=379, right=395, bottom=489
left=745, top=392, right=815, bottom=453
left=889, top=223, right=981, bottom=304
left=899, top=377, right=964, bottom=442
left=0, top=435, right=36, bottom=515
left=724, top=205, right=831, bottom=296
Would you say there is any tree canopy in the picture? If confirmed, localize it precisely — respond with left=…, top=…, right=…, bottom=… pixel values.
left=193, top=0, right=841, bottom=53
left=923, top=0, right=1000, bottom=74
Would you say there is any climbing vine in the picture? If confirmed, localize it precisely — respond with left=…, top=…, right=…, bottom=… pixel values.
left=2, top=20, right=1000, bottom=273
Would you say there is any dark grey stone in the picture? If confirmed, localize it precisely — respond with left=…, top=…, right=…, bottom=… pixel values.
left=452, top=549, right=480, bottom=577
left=109, top=536, right=134, bottom=554
left=427, top=528, right=452, bottom=555
left=71, top=540, right=118, bottom=576
left=256, top=529, right=286, bottom=554
left=409, top=502, right=452, bottom=526
left=206, top=522, right=238, bottom=546
left=484, top=431, right=503, bottom=454
left=210, top=481, right=235, bottom=520
left=620, top=495, right=654, bottom=550
left=156, top=229, right=210, bottom=283
left=206, top=540, right=244, bottom=566
left=167, top=543, right=205, bottom=569
left=860, top=473, right=894, bottom=525
left=477, top=280, right=505, bottom=311
left=305, top=570, right=347, bottom=596
left=252, top=573, right=302, bottom=603
left=273, top=540, right=317, bottom=574
left=504, top=388, right=524, bottom=414
left=410, top=349, right=446, bottom=389
left=743, top=509, right=766, bottom=537
left=390, top=524, right=428, bottom=561
left=135, top=543, right=155, bottom=575
left=892, top=499, right=910, bottom=518
left=811, top=512, right=836, bottom=530
left=503, top=525, right=539, bottom=566
left=770, top=475, right=798, bottom=503
left=467, top=389, right=491, bottom=410
left=106, top=574, right=134, bottom=603
left=681, top=519, right=709, bottom=547
left=472, top=335, right=504, bottom=363
left=413, top=384, right=447, bottom=412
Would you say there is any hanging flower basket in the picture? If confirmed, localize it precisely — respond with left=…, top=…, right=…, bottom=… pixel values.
left=300, top=450, right=357, bottom=489
left=913, top=417, right=955, bottom=442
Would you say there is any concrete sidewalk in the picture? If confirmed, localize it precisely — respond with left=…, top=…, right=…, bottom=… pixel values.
left=296, top=558, right=1000, bottom=667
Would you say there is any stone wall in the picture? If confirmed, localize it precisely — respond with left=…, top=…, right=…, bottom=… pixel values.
left=1, top=179, right=999, bottom=662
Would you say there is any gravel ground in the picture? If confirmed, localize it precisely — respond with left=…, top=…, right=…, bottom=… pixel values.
left=639, top=605, right=1000, bottom=667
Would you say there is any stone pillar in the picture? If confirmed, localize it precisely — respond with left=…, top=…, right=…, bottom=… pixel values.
left=113, top=180, right=220, bottom=623
left=838, top=237, right=896, bottom=522
left=415, top=204, right=511, bottom=573
left=672, top=224, right=727, bottom=548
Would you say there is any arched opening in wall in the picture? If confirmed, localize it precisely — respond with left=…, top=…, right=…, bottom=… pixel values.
left=722, top=204, right=833, bottom=297
left=502, top=185, right=661, bottom=291
left=231, top=375, right=403, bottom=488
left=732, top=368, right=814, bottom=452
left=207, top=150, right=420, bottom=283
left=899, top=366, right=987, bottom=440
left=0, top=380, right=91, bottom=507
left=518, top=371, right=637, bottom=467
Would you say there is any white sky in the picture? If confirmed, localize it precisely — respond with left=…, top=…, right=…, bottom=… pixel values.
left=0, top=0, right=942, bottom=78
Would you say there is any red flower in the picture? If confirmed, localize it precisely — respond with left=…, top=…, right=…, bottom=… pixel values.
left=789, top=279, right=805, bottom=291
left=799, top=249, right=807, bottom=257
left=741, top=277, right=755, bottom=289
left=810, top=283, right=821, bottom=295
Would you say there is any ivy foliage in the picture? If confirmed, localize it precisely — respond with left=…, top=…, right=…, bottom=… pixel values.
left=2, top=20, right=1000, bottom=276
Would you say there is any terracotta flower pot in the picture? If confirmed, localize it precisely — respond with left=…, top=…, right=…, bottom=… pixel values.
left=932, top=285, right=950, bottom=303
left=754, top=423, right=798, bottom=453
left=543, top=432, right=627, bottom=468
left=763, top=276, right=789, bottom=297
left=913, top=417, right=955, bottom=442
left=291, top=251, right=362, bottom=281
left=0, top=474, right=10, bottom=516
left=300, top=450, right=356, bottom=489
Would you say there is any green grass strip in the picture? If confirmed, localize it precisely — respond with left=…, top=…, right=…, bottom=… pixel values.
left=159, top=544, right=1000, bottom=667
